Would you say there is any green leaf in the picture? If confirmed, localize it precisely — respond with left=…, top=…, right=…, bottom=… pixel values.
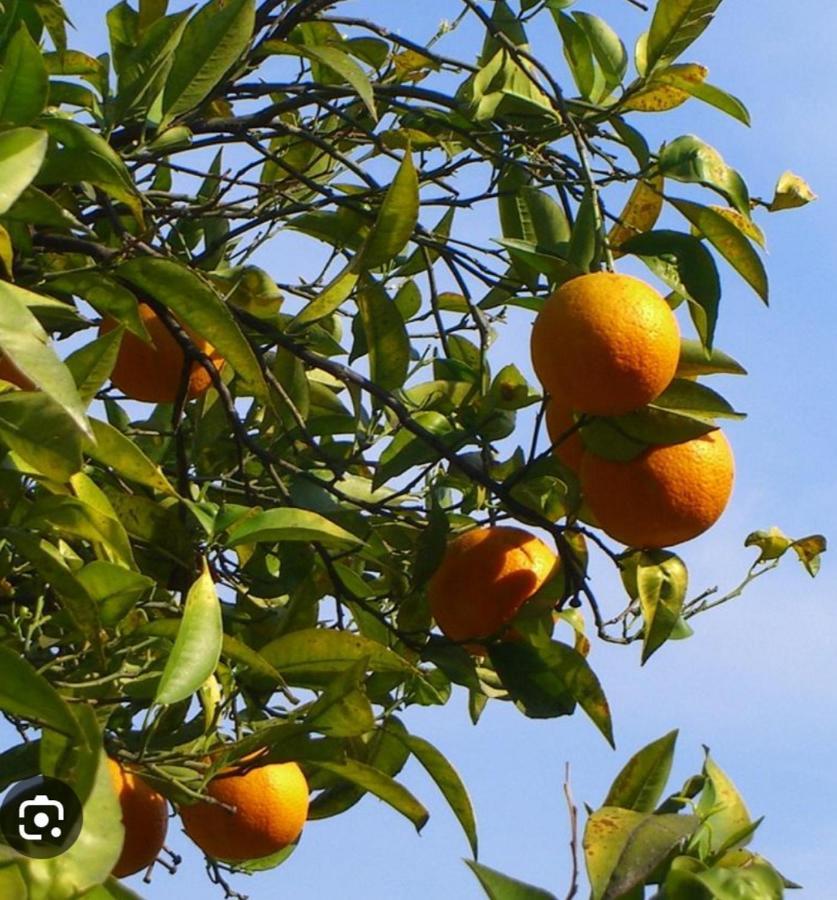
left=289, top=265, right=359, bottom=329
left=111, top=7, right=191, bottom=121
left=669, top=198, right=768, bottom=304
left=155, top=561, right=223, bottom=705
left=636, top=551, right=688, bottom=662
left=554, top=11, right=597, bottom=101
left=313, top=759, right=428, bottom=832
left=77, top=561, right=153, bottom=626
left=38, top=117, right=144, bottom=224
left=682, top=862, right=784, bottom=899
left=162, top=0, right=255, bottom=124
left=466, top=860, right=558, bottom=900
left=4, top=530, right=100, bottom=639
left=357, top=150, right=419, bottom=269
left=0, top=280, right=90, bottom=434
left=603, top=730, right=679, bottom=813
left=65, top=328, right=121, bottom=406
left=304, top=661, right=375, bottom=738
left=0, top=25, right=48, bottom=124
left=357, top=284, right=410, bottom=391
left=374, top=411, right=456, bottom=489
left=652, top=378, right=743, bottom=421
left=85, top=418, right=177, bottom=495
left=490, top=640, right=614, bottom=745
left=0, top=392, right=83, bottom=481
left=622, top=229, right=720, bottom=348
left=397, top=208, right=455, bottom=277
left=0, top=127, right=47, bottom=214
left=297, top=44, right=376, bottom=121
left=676, top=339, right=746, bottom=378
left=692, top=752, right=752, bottom=857
left=646, top=0, right=723, bottom=72
left=573, top=13, right=627, bottom=92
left=0, top=645, right=80, bottom=737
left=259, top=628, right=411, bottom=688
left=567, top=188, right=599, bottom=272
left=21, top=748, right=125, bottom=899
left=49, top=273, right=148, bottom=339
left=658, top=66, right=750, bottom=125
left=584, top=807, right=700, bottom=900
left=117, top=257, right=268, bottom=398
left=226, top=507, right=362, bottom=548
left=659, top=135, right=749, bottom=217
left=403, top=733, right=478, bottom=858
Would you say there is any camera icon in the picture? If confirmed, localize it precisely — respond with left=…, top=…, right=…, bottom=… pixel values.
left=0, top=776, right=82, bottom=859
left=18, top=794, right=65, bottom=841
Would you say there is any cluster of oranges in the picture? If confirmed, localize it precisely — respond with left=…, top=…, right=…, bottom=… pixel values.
left=106, top=754, right=309, bottom=879
left=429, top=271, right=736, bottom=651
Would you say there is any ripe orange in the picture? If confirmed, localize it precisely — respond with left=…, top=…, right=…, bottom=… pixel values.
left=99, top=303, right=224, bottom=404
left=531, top=272, right=680, bottom=416
left=180, top=760, right=309, bottom=862
left=544, top=402, right=585, bottom=472
left=580, top=429, right=734, bottom=548
left=0, top=355, right=34, bottom=390
left=428, top=525, right=558, bottom=649
left=106, top=757, right=168, bottom=879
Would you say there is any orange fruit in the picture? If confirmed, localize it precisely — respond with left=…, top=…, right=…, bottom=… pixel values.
left=580, top=429, right=734, bottom=548
left=531, top=272, right=680, bottom=415
left=428, top=525, right=558, bottom=650
left=99, top=303, right=224, bottom=404
left=0, top=355, right=34, bottom=390
left=180, top=760, right=309, bottom=862
left=106, top=757, right=168, bottom=879
left=544, top=402, right=585, bottom=472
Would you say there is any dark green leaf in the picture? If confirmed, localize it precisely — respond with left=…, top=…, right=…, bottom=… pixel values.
left=490, top=640, right=613, bottom=745
left=226, top=508, right=362, bottom=548
left=659, top=136, right=749, bottom=216
left=567, top=188, right=599, bottom=272
left=676, top=339, right=747, bottom=378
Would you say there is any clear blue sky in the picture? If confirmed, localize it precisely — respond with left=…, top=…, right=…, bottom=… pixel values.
left=36, top=1, right=837, bottom=896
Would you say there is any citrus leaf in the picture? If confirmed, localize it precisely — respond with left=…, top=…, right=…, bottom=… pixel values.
left=692, top=752, right=752, bottom=857
left=297, top=44, right=376, bottom=121
left=289, top=265, right=359, bottom=329
left=225, top=507, right=362, bottom=548
left=466, top=860, right=558, bottom=900
left=623, top=63, right=707, bottom=112
left=162, top=0, right=255, bottom=124
left=584, top=807, right=700, bottom=900
left=636, top=551, right=688, bottom=663
left=490, top=640, right=614, bottom=745
left=357, top=283, right=409, bottom=391
left=259, top=628, right=411, bottom=688
left=313, top=759, right=428, bottom=832
left=0, top=645, right=80, bottom=738
left=603, top=730, right=679, bottom=812
left=403, top=733, right=478, bottom=858
left=669, top=198, right=768, bottom=303
left=0, top=127, right=48, bottom=215
left=85, top=418, right=177, bottom=496
left=117, top=257, right=268, bottom=398
left=0, top=25, right=49, bottom=125
left=659, top=136, right=749, bottom=217
left=609, top=175, right=664, bottom=257
left=646, top=0, right=723, bottom=72
left=65, top=328, right=121, bottom=406
left=48, top=273, right=149, bottom=340
left=357, top=150, right=418, bottom=269
left=768, top=170, right=817, bottom=212
left=676, top=339, right=746, bottom=378
left=155, top=561, right=223, bottom=705
left=0, top=393, right=83, bottom=481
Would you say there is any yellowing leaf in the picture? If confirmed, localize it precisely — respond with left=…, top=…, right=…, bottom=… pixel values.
left=623, top=63, right=707, bottom=112
left=609, top=174, right=664, bottom=257
left=693, top=206, right=765, bottom=249
left=768, top=170, right=817, bottom=211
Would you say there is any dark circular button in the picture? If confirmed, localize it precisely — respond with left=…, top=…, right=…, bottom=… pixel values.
left=0, top=776, right=83, bottom=859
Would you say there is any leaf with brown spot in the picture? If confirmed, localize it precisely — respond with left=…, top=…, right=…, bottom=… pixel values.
left=609, top=174, right=664, bottom=257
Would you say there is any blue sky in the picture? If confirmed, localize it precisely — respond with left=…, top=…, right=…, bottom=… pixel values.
left=27, top=1, right=837, bottom=896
